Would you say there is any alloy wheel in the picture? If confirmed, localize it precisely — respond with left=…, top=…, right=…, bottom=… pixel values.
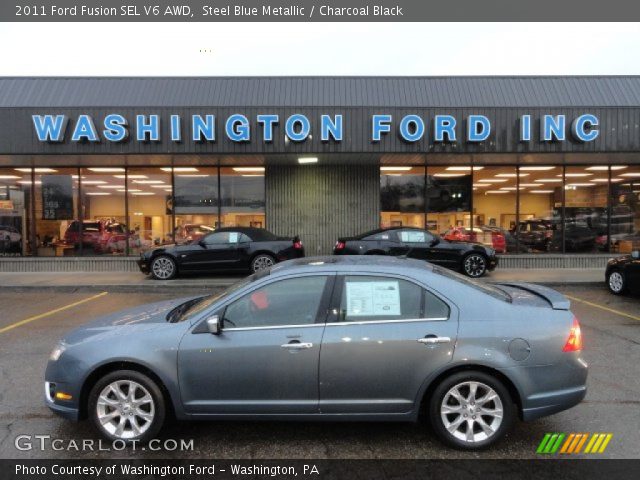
left=440, top=381, right=504, bottom=444
left=252, top=255, right=275, bottom=272
left=96, top=380, right=155, bottom=440
left=152, top=257, right=175, bottom=279
left=463, top=254, right=486, bottom=277
left=608, top=271, right=624, bottom=293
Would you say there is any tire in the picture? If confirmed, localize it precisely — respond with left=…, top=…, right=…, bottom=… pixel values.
left=150, top=255, right=177, bottom=280
left=461, top=253, right=487, bottom=278
left=429, top=371, right=516, bottom=450
left=607, top=270, right=626, bottom=295
left=251, top=253, right=276, bottom=272
left=88, top=370, right=166, bottom=443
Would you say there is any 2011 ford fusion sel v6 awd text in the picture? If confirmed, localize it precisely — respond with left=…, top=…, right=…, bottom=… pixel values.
left=45, top=256, right=587, bottom=450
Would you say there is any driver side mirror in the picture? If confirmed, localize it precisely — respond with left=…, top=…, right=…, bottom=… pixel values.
left=206, top=315, right=222, bottom=335
left=632, top=250, right=640, bottom=260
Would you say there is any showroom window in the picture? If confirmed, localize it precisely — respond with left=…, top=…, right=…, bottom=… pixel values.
left=220, top=167, right=265, bottom=228
left=0, top=168, right=32, bottom=256
left=78, top=168, right=126, bottom=256
left=172, top=167, right=219, bottom=244
left=516, top=165, right=563, bottom=254
left=380, top=166, right=426, bottom=228
left=610, top=165, right=640, bottom=253
left=127, top=168, right=173, bottom=254
left=563, top=166, right=609, bottom=254
left=34, top=168, right=79, bottom=257
left=425, top=166, right=472, bottom=235
left=469, top=166, right=517, bottom=254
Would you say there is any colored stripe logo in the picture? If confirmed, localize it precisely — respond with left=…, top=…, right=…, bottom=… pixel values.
left=537, top=433, right=613, bottom=454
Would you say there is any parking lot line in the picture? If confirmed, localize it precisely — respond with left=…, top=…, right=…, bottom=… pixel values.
left=0, top=291, right=108, bottom=334
left=566, top=295, right=640, bottom=322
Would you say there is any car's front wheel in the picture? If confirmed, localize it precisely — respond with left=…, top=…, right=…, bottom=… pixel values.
left=88, top=370, right=166, bottom=443
left=462, top=253, right=487, bottom=277
left=429, top=371, right=515, bottom=450
left=607, top=270, right=626, bottom=295
left=251, top=254, right=275, bottom=272
left=150, top=255, right=177, bottom=280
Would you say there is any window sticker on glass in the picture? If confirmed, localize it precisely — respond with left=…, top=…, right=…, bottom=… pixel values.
left=400, top=231, right=426, bottom=243
left=228, top=232, right=239, bottom=243
left=346, top=281, right=401, bottom=317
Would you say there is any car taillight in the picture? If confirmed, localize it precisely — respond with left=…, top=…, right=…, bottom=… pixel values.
left=293, top=240, right=303, bottom=249
left=335, top=241, right=345, bottom=250
left=563, top=317, right=583, bottom=352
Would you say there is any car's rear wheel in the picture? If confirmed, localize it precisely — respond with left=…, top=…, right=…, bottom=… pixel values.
left=429, top=371, right=515, bottom=450
left=150, top=255, right=177, bottom=280
left=607, top=270, right=626, bottom=295
left=88, top=370, right=165, bottom=443
left=462, top=253, right=487, bottom=277
left=251, top=254, right=275, bottom=272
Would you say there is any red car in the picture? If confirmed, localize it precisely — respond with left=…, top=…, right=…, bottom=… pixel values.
left=443, top=227, right=506, bottom=253
left=64, top=220, right=131, bottom=253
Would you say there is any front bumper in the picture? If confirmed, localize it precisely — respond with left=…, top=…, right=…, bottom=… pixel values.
left=487, top=256, right=499, bottom=271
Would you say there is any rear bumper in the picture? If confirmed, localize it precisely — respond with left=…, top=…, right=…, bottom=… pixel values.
left=521, top=385, right=587, bottom=421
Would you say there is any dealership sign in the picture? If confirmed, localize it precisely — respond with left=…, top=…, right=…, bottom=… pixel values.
left=32, top=113, right=600, bottom=144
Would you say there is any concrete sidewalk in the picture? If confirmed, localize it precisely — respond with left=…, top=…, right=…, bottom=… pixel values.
left=0, top=268, right=604, bottom=293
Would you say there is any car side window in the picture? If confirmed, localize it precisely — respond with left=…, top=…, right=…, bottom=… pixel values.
left=223, top=276, right=328, bottom=329
left=338, top=276, right=422, bottom=322
left=238, top=233, right=252, bottom=243
left=424, top=289, right=450, bottom=320
left=203, top=232, right=239, bottom=245
left=399, top=229, right=432, bottom=243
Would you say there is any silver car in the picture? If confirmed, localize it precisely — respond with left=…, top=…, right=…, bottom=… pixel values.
left=45, top=256, right=587, bottom=450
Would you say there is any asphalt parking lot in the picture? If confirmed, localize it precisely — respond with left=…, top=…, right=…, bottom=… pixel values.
left=0, top=285, right=638, bottom=459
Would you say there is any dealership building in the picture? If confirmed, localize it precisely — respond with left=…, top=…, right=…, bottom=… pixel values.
left=0, top=76, right=639, bottom=271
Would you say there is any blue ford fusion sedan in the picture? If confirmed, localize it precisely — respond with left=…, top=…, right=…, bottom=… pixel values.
left=45, top=256, right=587, bottom=450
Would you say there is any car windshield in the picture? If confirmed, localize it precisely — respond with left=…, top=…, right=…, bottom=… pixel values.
left=431, top=265, right=512, bottom=303
left=166, top=270, right=269, bottom=323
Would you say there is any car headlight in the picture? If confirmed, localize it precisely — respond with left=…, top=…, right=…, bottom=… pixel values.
left=49, top=343, right=66, bottom=361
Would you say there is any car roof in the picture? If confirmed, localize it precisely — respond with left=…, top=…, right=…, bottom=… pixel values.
left=208, top=227, right=278, bottom=241
left=269, top=255, right=435, bottom=276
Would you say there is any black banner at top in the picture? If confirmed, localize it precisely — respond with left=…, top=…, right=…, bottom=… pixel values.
left=4, top=0, right=640, bottom=22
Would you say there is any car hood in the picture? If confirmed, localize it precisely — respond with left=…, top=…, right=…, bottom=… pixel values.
left=60, top=296, right=201, bottom=345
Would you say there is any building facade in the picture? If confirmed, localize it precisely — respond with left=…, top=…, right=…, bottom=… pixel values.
left=0, top=77, right=639, bottom=267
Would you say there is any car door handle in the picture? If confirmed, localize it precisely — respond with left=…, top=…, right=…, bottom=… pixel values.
left=417, top=336, right=451, bottom=344
left=281, top=342, right=313, bottom=349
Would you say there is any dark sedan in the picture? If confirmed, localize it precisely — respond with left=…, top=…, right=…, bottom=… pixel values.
left=138, top=227, right=304, bottom=280
left=333, top=227, right=497, bottom=277
left=606, top=250, right=640, bottom=295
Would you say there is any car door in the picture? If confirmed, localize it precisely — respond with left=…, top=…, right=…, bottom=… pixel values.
left=319, top=274, right=458, bottom=414
left=180, top=231, right=242, bottom=271
left=626, top=252, right=640, bottom=292
left=178, top=274, right=335, bottom=414
left=395, top=229, right=431, bottom=258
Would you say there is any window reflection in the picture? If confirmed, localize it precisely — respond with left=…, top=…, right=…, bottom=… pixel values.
left=220, top=167, right=265, bottom=228
left=425, top=166, right=472, bottom=235
left=172, top=167, right=219, bottom=243
left=0, top=168, right=31, bottom=256
left=610, top=165, right=640, bottom=253
left=380, top=166, right=425, bottom=228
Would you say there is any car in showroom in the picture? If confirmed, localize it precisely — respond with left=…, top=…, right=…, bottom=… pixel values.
left=45, top=256, right=587, bottom=450
left=442, top=226, right=507, bottom=254
left=333, top=227, right=497, bottom=277
left=138, top=227, right=304, bottom=279
left=515, top=220, right=596, bottom=253
left=605, top=250, right=640, bottom=295
left=173, top=223, right=215, bottom=245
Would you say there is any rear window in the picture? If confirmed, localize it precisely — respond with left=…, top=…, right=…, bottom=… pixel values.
left=431, top=266, right=512, bottom=303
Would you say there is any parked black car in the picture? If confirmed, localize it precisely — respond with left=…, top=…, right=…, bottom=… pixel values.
left=606, top=251, right=640, bottom=295
left=333, top=227, right=498, bottom=277
left=515, top=220, right=596, bottom=252
left=138, top=227, right=304, bottom=280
